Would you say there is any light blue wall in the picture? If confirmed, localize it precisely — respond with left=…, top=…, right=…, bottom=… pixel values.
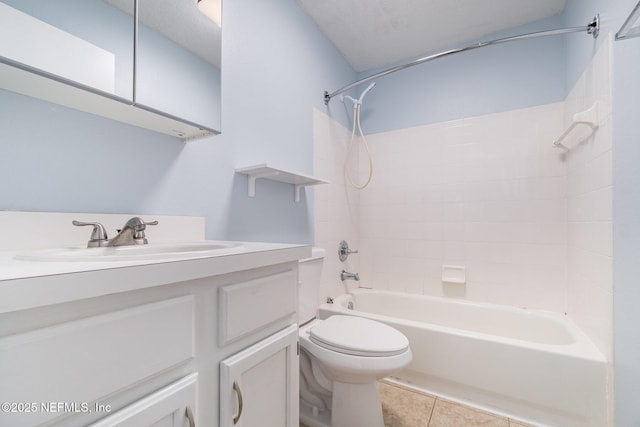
left=562, top=0, right=612, bottom=91
left=612, top=35, right=640, bottom=424
left=0, top=0, right=356, bottom=244
left=205, top=0, right=355, bottom=242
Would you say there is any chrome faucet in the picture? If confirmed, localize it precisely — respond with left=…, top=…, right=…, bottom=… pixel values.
left=73, top=217, right=158, bottom=247
left=108, top=217, right=158, bottom=246
left=340, top=270, right=360, bottom=281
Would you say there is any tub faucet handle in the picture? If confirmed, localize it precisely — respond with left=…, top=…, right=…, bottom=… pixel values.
left=338, top=240, right=358, bottom=261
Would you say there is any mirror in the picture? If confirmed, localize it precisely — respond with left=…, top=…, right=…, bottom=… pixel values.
left=137, top=0, right=221, bottom=132
left=0, top=0, right=135, bottom=101
left=107, top=0, right=222, bottom=134
left=0, top=0, right=222, bottom=138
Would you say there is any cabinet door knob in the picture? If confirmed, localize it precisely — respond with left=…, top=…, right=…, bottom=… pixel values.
left=233, top=381, right=243, bottom=425
left=185, top=405, right=195, bottom=427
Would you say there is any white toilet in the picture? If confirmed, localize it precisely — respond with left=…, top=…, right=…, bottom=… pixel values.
left=298, top=248, right=412, bottom=427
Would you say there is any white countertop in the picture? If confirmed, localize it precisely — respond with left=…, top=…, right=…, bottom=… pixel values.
left=0, top=241, right=311, bottom=314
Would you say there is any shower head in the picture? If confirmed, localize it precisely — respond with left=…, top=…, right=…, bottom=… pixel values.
left=341, top=94, right=359, bottom=106
left=341, top=82, right=376, bottom=109
left=357, top=82, right=376, bottom=105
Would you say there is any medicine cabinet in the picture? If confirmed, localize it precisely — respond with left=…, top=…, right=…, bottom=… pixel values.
left=0, top=0, right=221, bottom=141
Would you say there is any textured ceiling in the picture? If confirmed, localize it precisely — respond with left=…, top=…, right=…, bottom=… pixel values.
left=297, top=0, right=566, bottom=72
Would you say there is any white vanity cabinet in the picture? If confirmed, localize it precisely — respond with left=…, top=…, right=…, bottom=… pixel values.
left=0, top=250, right=304, bottom=427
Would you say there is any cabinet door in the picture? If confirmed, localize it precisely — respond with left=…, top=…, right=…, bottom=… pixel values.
left=220, top=325, right=299, bottom=427
left=88, top=373, right=197, bottom=427
left=0, top=0, right=134, bottom=101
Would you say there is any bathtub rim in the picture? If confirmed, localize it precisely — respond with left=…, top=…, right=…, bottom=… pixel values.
left=319, top=288, right=605, bottom=363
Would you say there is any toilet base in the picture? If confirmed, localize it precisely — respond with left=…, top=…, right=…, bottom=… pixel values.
left=331, top=381, right=384, bottom=427
left=300, top=399, right=331, bottom=427
left=300, top=381, right=385, bottom=427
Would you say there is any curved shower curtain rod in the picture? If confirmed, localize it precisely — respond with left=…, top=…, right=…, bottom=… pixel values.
left=324, top=14, right=600, bottom=105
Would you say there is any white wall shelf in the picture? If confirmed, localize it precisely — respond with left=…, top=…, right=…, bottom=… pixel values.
left=235, top=164, right=329, bottom=202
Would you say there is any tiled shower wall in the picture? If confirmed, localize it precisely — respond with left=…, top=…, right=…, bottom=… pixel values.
left=313, top=38, right=612, bottom=358
left=313, top=108, right=360, bottom=304
left=356, top=102, right=568, bottom=312
left=564, top=36, right=613, bottom=361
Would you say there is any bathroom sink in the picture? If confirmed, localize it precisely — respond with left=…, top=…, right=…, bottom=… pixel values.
left=15, top=241, right=244, bottom=262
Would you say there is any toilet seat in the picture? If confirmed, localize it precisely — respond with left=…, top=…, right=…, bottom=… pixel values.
left=309, top=315, right=409, bottom=357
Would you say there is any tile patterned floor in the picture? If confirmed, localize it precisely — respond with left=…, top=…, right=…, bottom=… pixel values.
left=301, top=379, right=536, bottom=427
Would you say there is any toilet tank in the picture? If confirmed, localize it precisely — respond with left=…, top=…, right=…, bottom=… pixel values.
left=298, top=247, right=325, bottom=324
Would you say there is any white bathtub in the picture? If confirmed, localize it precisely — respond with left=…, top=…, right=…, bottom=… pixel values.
left=318, top=289, right=608, bottom=427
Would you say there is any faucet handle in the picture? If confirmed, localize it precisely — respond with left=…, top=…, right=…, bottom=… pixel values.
left=131, top=219, right=158, bottom=240
left=72, top=220, right=108, bottom=247
left=124, top=217, right=158, bottom=231
left=338, top=240, right=358, bottom=262
left=137, top=219, right=158, bottom=231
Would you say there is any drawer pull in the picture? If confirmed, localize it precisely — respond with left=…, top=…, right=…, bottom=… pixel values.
left=185, top=405, right=195, bottom=427
left=233, top=381, right=243, bottom=425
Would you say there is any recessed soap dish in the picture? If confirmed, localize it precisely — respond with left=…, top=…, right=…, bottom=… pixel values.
left=442, top=265, right=466, bottom=285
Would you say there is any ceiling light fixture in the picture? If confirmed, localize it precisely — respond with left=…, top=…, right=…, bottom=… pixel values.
left=197, top=0, right=222, bottom=26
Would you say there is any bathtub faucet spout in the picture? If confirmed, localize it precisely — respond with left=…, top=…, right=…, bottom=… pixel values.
left=341, top=270, right=360, bottom=281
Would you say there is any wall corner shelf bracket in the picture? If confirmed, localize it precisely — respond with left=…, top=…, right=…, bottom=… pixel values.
left=235, top=164, right=329, bottom=202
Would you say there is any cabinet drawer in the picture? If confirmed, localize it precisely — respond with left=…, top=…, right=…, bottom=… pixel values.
left=89, top=373, right=197, bottom=427
left=218, top=269, right=297, bottom=346
left=0, top=296, right=194, bottom=427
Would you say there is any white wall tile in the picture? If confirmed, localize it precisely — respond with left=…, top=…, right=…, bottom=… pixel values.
left=312, top=108, right=360, bottom=305
left=564, top=37, right=613, bottom=361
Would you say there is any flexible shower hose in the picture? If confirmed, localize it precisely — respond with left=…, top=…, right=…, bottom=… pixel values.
left=345, top=102, right=373, bottom=189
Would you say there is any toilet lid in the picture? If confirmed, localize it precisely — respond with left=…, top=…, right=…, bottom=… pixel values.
left=309, top=315, right=409, bottom=357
